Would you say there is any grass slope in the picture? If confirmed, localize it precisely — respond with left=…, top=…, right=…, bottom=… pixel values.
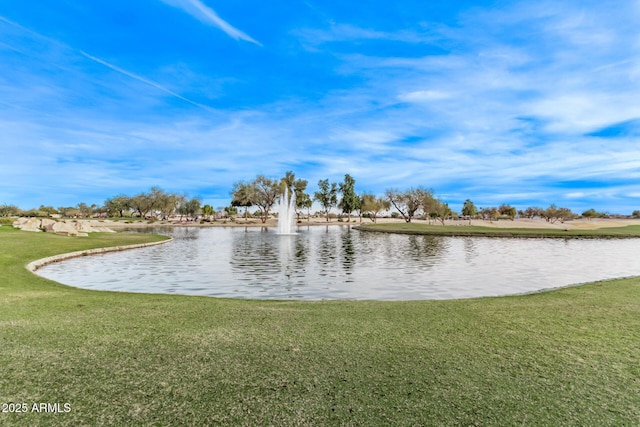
left=1, top=226, right=639, bottom=426
left=355, top=222, right=640, bottom=238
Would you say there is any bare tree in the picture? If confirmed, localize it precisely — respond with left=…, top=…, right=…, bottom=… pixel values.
left=386, top=187, right=429, bottom=223
left=253, top=175, right=281, bottom=223
left=129, top=193, right=155, bottom=219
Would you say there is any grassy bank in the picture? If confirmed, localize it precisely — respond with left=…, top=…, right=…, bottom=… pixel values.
left=1, top=226, right=639, bottom=426
left=355, top=221, right=640, bottom=238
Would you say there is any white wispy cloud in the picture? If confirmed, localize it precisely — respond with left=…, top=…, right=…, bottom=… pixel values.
left=160, top=0, right=261, bottom=46
left=2, top=1, right=639, bottom=213
left=80, top=51, right=212, bottom=111
left=296, top=22, right=440, bottom=46
left=398, top=90, right=451, bottom=102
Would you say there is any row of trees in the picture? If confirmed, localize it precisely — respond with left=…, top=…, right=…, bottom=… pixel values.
left=229, top=175, right=594, bottom=226
left=230, top=174, right=452, bottom=224
left=103, top=187, right=204, bottom=220
left=3, top=172, right=640, bottom=222
left=0, top=203, right=103, bottom=219
left=231, top=173, right=312, bottom=223
left=0, top=188, right=205, bottom=221
left=230, top=172, right=354, bottom=223
left=460, top=201, right=578, bottom=223
left=229, top=174, right=640, bottom=224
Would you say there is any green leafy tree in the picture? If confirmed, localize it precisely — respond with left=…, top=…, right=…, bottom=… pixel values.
left=280, top=171, right=312, bottom=221
left=461, top=199, right=478, bottom=218
left=314, top=179, right=338, bottom=222
left=632, top=210, right=640, bottom=219
left=522, top=207, right=544, bottom=219
left=543, top=204, right=574, bottom=223
left=542, top=204, right=557, bottom=222
left=428, top=199, right=452, bottom=225
left=280, top=171, right=296, bottom=196
left=149, top=187, right=184, bottom=220
left=338, top=174, right=360, bottom=222
left=186, top=198, right=202, bottom=219
left=58, top=206, right=80, bottom=218
left=581, top=208, right=606, bottom=221
left=296, top=190, right=312, bottom=222
left=224, top=205, right=238, bottom=218
left=22, top=208, right=48, bottom=217
left=176, top=198, right=201, bottom=220
left=480, top=206, right=500, bottom=221
left=104, top=195, right=132, bottom=217
left=360, top=194, right=390, bottom=223
left=557, top=207, right=575, bottom=223
left=231, top=181, right=257, bottom=222
left=176, top=201, right=188, bottom=220
left=38, top=205, right=59, bottom=216
left=499, top=204, right=517, bottom=220
left=419, top=189, right=439, bottom=222
left=0, top=204, right=21, bottom=217
left=201, top=204, right=215, bottom=221
left=253, top=175, right=281, bottom=223
left=77, top=203, right=95, bottom=218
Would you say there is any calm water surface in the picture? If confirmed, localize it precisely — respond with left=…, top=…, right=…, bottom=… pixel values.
left=36, top=226, right=640, bottom=300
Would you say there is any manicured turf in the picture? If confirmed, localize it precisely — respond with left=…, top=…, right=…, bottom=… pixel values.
left=355, top=221, right=640, bottom=238
left=1, top=226, right=639, bottom=426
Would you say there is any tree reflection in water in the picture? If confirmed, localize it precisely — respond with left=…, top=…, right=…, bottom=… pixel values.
left=37, top=226, right=640, bottom=300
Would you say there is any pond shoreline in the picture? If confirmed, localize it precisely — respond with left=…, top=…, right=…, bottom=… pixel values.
left=353, top=223, right=640, bottom=239
left=26, top=236, right=173, bottom=273
left=35, top=226, right=640, bottom=301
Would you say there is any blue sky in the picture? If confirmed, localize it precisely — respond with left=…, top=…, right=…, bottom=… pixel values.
left=1, top=0, right=639, bottom=214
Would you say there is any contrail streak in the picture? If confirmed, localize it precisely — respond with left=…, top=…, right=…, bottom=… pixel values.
left=80, top=51, right=211, bottom=110
left=160, top=0, right=262, bottom=46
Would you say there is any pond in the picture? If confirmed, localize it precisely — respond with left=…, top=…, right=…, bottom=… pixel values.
left=36, top=225, right=640, bottom=300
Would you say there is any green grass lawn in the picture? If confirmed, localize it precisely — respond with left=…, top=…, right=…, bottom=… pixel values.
left=355, top=221, right=640, bottom=238
left=1, top=226, right=640, bottom=426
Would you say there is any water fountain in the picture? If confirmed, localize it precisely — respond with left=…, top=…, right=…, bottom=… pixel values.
left=276, top=189, right=297, bottom=235
left=35, top=223, right=640, bottom=300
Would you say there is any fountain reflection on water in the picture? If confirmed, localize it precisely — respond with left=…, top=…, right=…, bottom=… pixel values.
left=35, top=226, right=640, bottom=300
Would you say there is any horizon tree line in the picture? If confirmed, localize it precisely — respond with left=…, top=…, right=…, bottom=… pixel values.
left=2, top=172, right=639, bottom=222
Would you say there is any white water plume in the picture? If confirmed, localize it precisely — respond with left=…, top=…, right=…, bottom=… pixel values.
left=277, top=190, right=297, bottom=235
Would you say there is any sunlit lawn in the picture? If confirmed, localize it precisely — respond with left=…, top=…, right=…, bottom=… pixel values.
left=355, top=221, right=640, bottom=238
left=1, top=226, right=639, bottom=426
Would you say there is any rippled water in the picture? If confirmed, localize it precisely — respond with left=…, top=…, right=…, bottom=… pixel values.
left=36, top=225, right=640, bottom=300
